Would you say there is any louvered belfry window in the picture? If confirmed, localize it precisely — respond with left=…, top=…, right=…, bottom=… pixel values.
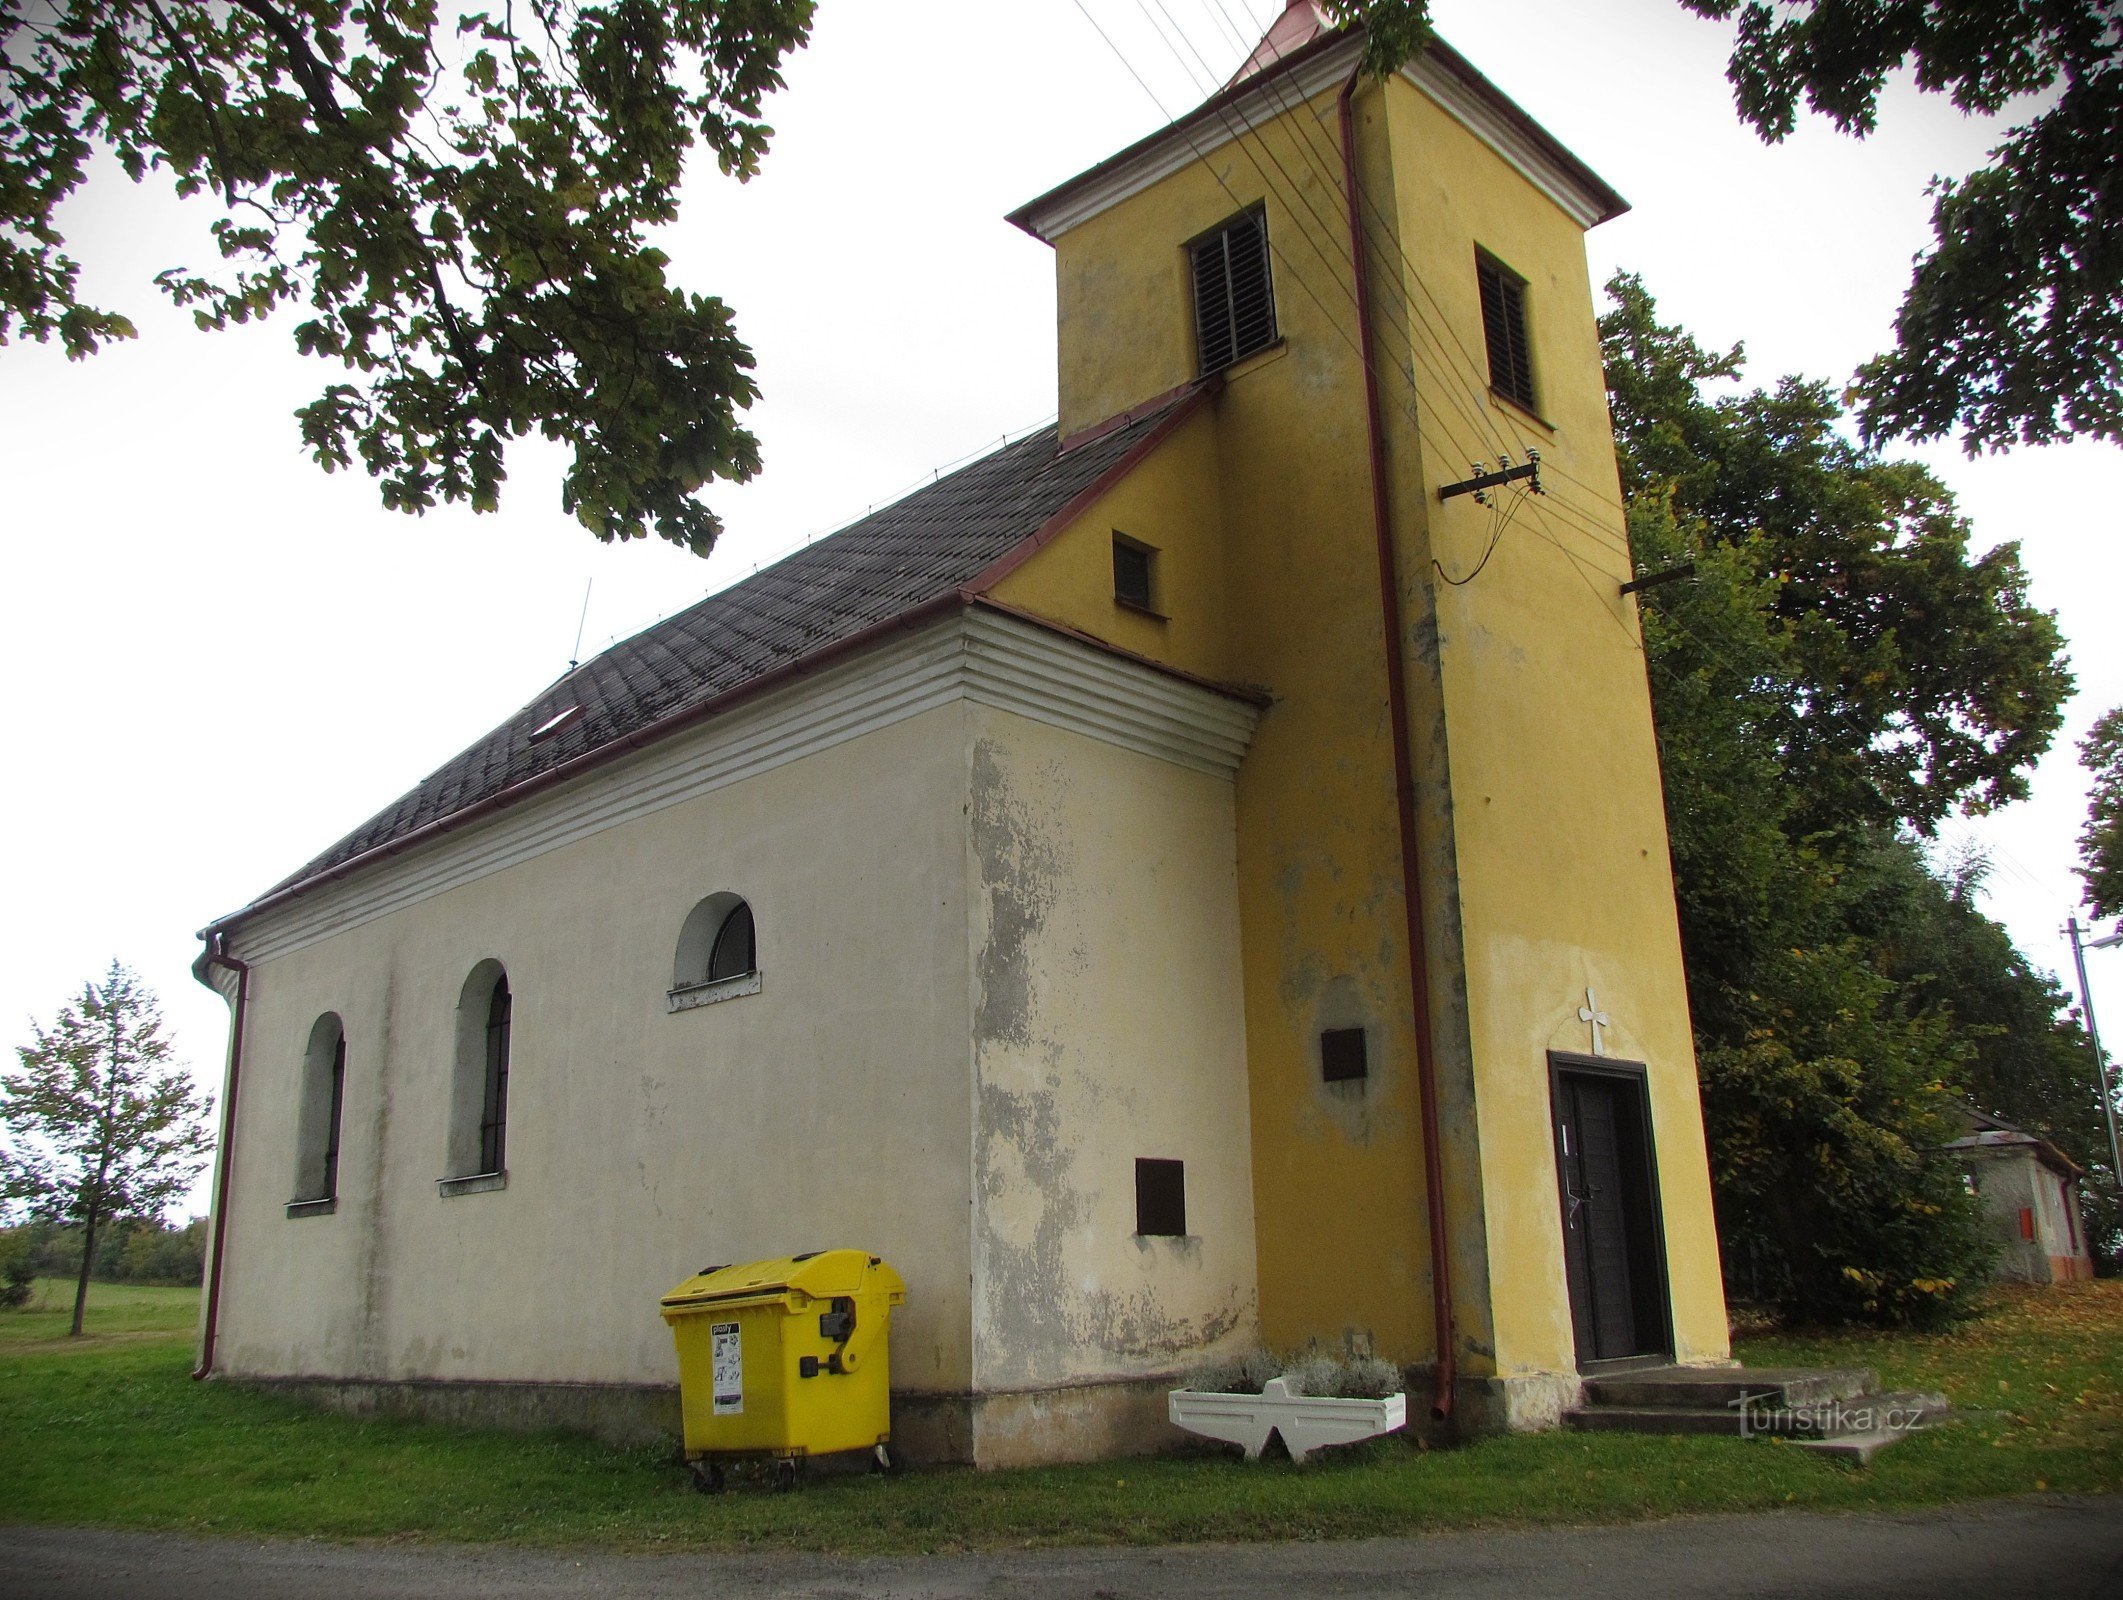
left=1190, top=207, right=1277, bottom=374
left=1477, top=252, right=1535, bottom=410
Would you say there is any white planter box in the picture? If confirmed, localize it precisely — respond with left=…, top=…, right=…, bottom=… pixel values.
left=1168, top=1377, right=1408, bottom=1463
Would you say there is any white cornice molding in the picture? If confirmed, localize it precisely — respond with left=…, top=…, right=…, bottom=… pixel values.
left=229, top=611, right=1261, bottom=967
left=1015, top=35, right=1618, bottom=242
left=1019, top=37, right=1365, bottom=241
left=1401, top=55, right=1611, bottom=232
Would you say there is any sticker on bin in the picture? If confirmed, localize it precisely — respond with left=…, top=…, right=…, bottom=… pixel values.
left=710, top=1321, right=743, bottom=1415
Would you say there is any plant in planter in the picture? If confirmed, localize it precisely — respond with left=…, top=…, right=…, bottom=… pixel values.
left=1169, top=1349, right=1408, bottom=1462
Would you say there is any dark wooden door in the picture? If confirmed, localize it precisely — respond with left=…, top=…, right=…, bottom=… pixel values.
left=1553, top=1064, right=1670, bottom=1366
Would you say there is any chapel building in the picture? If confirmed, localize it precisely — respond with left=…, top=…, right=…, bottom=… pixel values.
left=194, top=3, right=1732, bottom=1467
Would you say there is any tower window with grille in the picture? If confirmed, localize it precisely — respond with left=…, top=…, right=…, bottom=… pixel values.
left=1190, top=208, right=1277, bottom=374
left=1477, top=252, right=1535, bottom=411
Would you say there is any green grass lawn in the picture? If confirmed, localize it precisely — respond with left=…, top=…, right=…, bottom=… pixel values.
left=0, top=1276, right=2117, bottom=1553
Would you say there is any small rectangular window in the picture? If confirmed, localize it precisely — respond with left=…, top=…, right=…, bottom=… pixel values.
left=1113, top=534, right=1156, bottom=611
left=1476, top=252, right=1535, bottom=411
left=1135, top=1157, right=1187, bottom=1237
left=1191, top=208, right=1277, bottom=374
left=1322, top=1027, right=1368, bottom=1083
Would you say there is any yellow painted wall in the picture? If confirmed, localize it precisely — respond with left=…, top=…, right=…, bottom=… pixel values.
left=1383, top=80, right=1728, bottom=1378
left=999, top=55, right=1729, bottom=1406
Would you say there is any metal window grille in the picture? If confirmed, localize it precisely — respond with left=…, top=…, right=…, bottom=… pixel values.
left=1191, top=209, right=1277, bottom=374
left=479, top=976, right=511, bottom=1175
left=707, top=900, right=755, bottom=982
left=321, top=1030, right=346, bottom=1199
left=1135, top=1157, right=1187, bottom=1237
left=1477, top=254, right=1535, bottom=410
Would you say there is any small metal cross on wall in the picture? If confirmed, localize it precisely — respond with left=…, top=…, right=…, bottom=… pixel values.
left=1578, top=988, right=1610, bottom=1057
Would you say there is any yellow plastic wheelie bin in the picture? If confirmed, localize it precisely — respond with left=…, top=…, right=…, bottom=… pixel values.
left=660, top=1249, right=906, bottom=1491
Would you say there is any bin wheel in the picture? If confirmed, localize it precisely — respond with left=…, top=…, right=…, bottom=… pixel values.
left=773, top=1459, right=799, bottom=1493
left=689, top=1461, right=725, bottom=1496
left=870, top=1444, right=898, bottom=1476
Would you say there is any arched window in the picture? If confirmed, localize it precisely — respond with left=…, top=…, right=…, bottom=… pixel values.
left=708, top=901, right=754, bottom=982
left=670, top=893, right=761, bottom=1011
left=445, top=961, right=512, bottom=1190
left=480, top=975, right=511, bottom=1175
left=289, top=1012, right=346, bottom=1213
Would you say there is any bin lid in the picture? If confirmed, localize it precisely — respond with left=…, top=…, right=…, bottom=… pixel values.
left=659, top=1248, right=905, bottom=1314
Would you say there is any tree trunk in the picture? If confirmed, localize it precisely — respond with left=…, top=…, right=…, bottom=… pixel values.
left=70, top=1200, right=99, bottom=1338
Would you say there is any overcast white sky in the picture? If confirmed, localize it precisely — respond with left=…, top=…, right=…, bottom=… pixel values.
left=2, top=0, right=2117, bottom=1214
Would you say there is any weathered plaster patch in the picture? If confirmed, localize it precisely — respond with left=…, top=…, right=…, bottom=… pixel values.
left=1078, top=1281, right=1244, bottom=1361
left=973, top=1078, right=1087, bottom=1387
left=970, top=739, right=1068, bottom=1048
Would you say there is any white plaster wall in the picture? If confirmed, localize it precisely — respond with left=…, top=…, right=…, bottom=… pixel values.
left=211, top=704, right=976, bottom=1396
left=966, top=704, right=1259, bottom=1395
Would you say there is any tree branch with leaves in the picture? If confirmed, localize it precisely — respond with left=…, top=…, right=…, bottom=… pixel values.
left=1340, top=0, right=2123, bottom=456
left=1, top=0, right=815, bottom=554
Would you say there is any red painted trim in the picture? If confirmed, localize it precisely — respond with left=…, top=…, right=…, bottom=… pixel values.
left=1006, top=30, right=1626, bottom=245
left=966, top=382, right=1218, bottom=597
left=1007, top=28, right=1354, bottom=241
left=1341, top=66, right=1456, bottom=1423
left=194, top=937, right=248, bottom=1381
left=1058, top=379, right=1212, bottom=454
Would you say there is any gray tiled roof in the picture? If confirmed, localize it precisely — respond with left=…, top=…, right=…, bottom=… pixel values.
left=257, top=397, right=1188, bottom=903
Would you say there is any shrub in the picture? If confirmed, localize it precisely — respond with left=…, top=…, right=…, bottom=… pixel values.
left=0, top=1239, right=33, bottom=1309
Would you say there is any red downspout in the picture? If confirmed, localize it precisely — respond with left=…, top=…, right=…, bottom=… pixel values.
left=193, top=935, right=249, bottom=1380
left=1340, top=63, right=1456, bottom=1421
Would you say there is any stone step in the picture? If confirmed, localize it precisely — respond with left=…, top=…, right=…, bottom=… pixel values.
left=1566, top=1388, right=1950, bottom=1450
left=1580, top=1365, right=1877, bottom=1413
left=1567, top=1404, right=1777, bottom=1438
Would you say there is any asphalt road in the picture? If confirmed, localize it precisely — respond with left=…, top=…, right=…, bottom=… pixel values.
left=3, top=1496, right=2119, bottom=1599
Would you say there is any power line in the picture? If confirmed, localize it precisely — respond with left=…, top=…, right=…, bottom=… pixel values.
left=1066, top=0, right=1638, bottom=603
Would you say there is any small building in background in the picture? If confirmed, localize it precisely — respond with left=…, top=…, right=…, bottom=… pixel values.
left=1947, top=1108, right=2095, bottom=1285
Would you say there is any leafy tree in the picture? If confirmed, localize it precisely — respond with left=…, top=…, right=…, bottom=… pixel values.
left=1342, top=1, right=2123, bottom=454
left=1629, top=494, right=1994, bottom=1322
left=1844, top=836, right=2118, bottom=1269
left=2, top=963, right=214, bottom=1335
left=1610, top=279, right=2096, bottom=1317
left=2081, top=707, right=2123, bottom=920
left=1, top=1, right=815, bottom=553
left=1676, top=0, right=2123, bottom=454
left=1602, top=272, right=2071, bottom=836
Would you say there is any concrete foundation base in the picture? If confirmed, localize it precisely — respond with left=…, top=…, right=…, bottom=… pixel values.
left=225, top=1372, right=1195, bottom=1468
left=237, top=1374, right=685, bottom=1450
left=229, top=1363, right=1615, bottom=1466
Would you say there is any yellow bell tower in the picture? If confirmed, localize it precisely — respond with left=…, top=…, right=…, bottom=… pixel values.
left=992, top=3, right=1731, bottom=1428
